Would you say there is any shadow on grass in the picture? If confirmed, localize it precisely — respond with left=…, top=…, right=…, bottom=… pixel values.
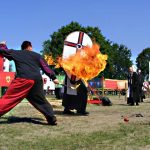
left=54, top=110, right=64, bottom=115
left=0, top=116, right=47, bottom=125
left=54, top=110, right=90, bottom=117
left=116, top=103, right=135, bottom=106
left=54, top=110, right=79, bottom=116
left=143, top=101, right=150, bottom=103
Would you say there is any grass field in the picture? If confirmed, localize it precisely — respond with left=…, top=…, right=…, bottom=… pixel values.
left=0, top=95, right=150, bottom=150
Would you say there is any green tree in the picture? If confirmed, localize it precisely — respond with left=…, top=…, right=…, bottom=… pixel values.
left=107, top=43, right=132, bottom=79
left=136, top=48, right=150, bottom=80
left=42, top=21, right=132, bottom=79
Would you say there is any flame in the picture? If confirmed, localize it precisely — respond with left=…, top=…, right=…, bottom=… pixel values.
left=44, top=55, right=56, bottom=65
left=44, top=43, right=107, bottom=82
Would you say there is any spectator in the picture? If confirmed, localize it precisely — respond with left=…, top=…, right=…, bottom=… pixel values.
left=127, top=67, right=140, bottom=106
left=137, top=69, right=144, bottom=102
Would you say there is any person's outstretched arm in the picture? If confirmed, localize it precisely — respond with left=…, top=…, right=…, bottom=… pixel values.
left=39, top=58, right=59, bottom=84
left=0, top=49, right=14, bottom=60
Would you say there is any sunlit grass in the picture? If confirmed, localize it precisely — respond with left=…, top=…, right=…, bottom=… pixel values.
left=0, top=95, right=150, bottom=150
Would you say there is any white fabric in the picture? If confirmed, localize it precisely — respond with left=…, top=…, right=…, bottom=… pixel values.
left=127, top=87, right=130, bottom=98
left=0, top=41, right=6, bottom=45
left=3, top=58, right=10, bottom=72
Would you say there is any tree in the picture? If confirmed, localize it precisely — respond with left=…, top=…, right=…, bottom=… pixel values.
left=42, top=21, right=132, bottom=79
left=136, top=48, right=150, bottom=80
left=109, top=43, right=132, bottom=79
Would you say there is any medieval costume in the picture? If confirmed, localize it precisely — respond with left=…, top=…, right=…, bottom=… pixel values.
left=62, top=75, right=89, bottom=115
left=137, top=69, right=144, bottom=102
left=0, top=41, right=58, bottom=125
left=127, top=68, right=140, bottom=105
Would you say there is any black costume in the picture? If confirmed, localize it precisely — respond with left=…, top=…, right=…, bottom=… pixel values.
left=127, top=71, right=140, bottom=105
left=62, top=75, right=88, bottom=115
left=137, top=71, right=144, bottom=102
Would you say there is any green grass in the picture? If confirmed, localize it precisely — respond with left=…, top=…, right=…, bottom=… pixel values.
left=0, top=95, right=150, bottom=150
left=0, top=122, right=149, bottom=150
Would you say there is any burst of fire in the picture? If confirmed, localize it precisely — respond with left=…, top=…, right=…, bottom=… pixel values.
left=44, top=43, right=108, bottom=82
left=44, top=55, right=56, bottom=66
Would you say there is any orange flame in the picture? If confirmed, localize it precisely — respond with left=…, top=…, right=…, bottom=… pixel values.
left=44, top=55, right=56, bottom=66
left=58, top=43, right=107, bottom=81
left=44, top=43, right=107, bottom=82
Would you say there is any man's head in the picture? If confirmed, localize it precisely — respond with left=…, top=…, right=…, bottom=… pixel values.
left=21, top=41, right=32, bottom=51
left=0, top=41, right=8, bottom=50
left=129, top=67, right=133, bottom=73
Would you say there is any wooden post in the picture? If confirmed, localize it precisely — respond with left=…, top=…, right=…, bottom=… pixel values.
left=102, top=76, right=105, bottom=97
left=119, top=90, right=121, bottom=99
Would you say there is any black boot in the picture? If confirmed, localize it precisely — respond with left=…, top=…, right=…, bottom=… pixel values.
left=46, top=116, right=57, bottom=125
left=77, top=110, right=89, bottom=116
left=63, top=109, right=75, bottom=115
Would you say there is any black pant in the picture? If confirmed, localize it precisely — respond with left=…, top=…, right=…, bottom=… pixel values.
left=55, top=88, right=62, bottom=99
left=127, top=97, right=134, bottom=105
left=26, top=79, right=54, bottom=118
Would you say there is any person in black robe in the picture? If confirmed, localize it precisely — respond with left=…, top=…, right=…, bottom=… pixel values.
left=127, top=67, right=140, bottom=105
left=137, top=69, right=144, bottom=102
left=62, top=75, right=89, bottom=115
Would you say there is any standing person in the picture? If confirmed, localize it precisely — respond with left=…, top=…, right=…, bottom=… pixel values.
left=0, top=41, right=10, bottom=95
left=127, top=67, right=139, bottom=106
left=137, top=69, right=144, bottom=102
left=55, top=73, right=64, bottom=99
left=62, top=75, right=89, bottom=115
left=0, top=41, right=59, bottom=125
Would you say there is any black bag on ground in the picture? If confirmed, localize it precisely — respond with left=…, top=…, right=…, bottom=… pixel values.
left=101, top=97, right=112, bottom=106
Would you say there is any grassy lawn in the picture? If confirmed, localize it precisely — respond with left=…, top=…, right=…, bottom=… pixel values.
left=0, top=95, right=150, bottom=150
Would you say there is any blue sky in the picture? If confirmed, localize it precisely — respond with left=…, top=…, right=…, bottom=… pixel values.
left=0, top=0, right=150, bottom=64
